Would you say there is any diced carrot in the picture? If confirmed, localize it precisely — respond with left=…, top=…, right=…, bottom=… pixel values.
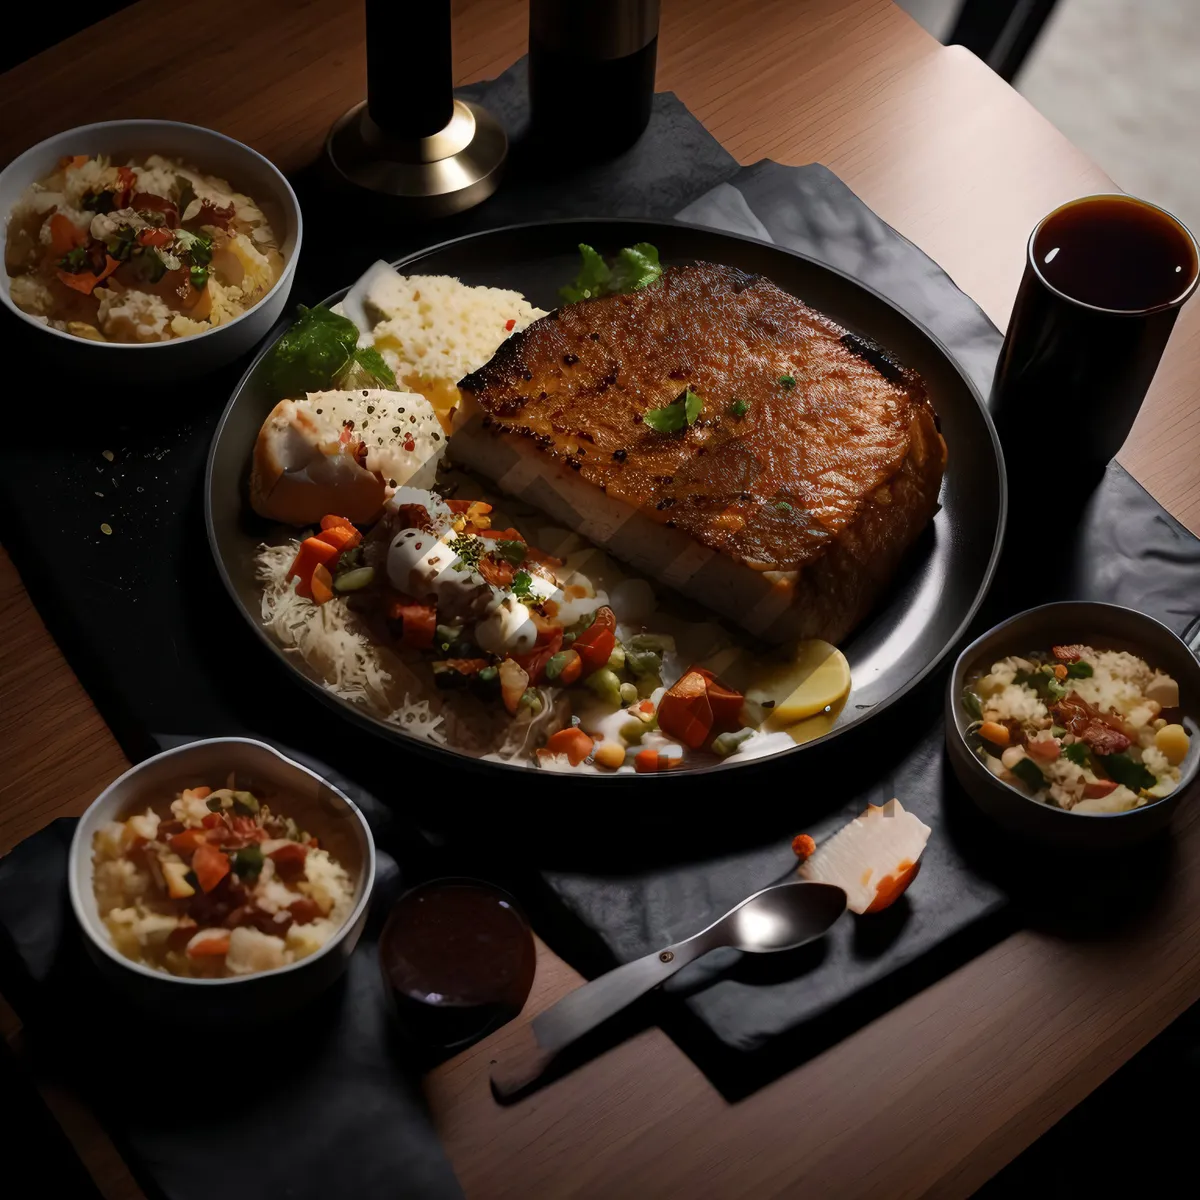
left=169, top=829, right=207, bottom=855
left=48, top=213, right=87, bottom=256
left=192, top=842, right=231, bottom=893
left=200, top=813, right=223, bottom=829
left=1083, top=779, right=1120, bottom=799
left=288, top=537, right=341, bottom=599
left=320, top=514, right=359, bottom=533
left=573, top=606, right=616, bottom=674
left=316, top=524, right=360, bottom=553
left=137, top=227, right=174, bottom=248
left=557, top=648, right=583, bottom=686
left=57, top=254, right=120, bottom=295
left=61, top=154, right=89, bottom=171
left=544, top=727, right=594, bottom=765
left=514, top=626, right=563, bottom=684
left=979, top=721, right=1010, bottom=748
left=187, top=933, right=231, bottom=958
left=633, top=748, right=682, bottom=773
left=691, top=667, right=744, bottom=732
left=311, top=562, right=335, bottom=605
left=478, top=527, right=524, bottom=542
left=446, top=500, right=474, bottom=513
left=505, top=318, right=516, bottom=331
left=791, top=834, right=816, bottom=861
left=386, top=599, right=437, bottom=649
left=658, top=669, right=714, bottom=749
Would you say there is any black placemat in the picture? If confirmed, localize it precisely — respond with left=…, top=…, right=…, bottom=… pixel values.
left=0, top=745, right=464, bottom=1200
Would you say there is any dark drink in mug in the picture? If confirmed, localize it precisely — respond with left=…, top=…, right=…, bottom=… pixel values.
left=991, top=195, right=1198, bottom=481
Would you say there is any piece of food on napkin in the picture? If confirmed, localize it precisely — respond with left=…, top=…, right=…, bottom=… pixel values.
left=796, top=798, right=931, bottom=914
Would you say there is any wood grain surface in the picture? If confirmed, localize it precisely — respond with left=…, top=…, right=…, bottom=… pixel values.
left=2, top=2, right=1199, bottom=1198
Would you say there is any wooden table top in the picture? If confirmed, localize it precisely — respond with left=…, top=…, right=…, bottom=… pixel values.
left=3, top=2, right=1199, bottom=1197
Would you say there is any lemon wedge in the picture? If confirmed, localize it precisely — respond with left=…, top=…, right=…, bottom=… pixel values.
left=745, top=639, right=852, bottom=728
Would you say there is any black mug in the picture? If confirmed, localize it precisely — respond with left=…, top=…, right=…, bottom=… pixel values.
left=991, top=194, right=1198, bottom=481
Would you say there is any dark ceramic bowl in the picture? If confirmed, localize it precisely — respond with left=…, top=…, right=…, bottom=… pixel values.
left=69, top=738, right=375, bottom=1021
left=946, top=602, right=1200, bottom=848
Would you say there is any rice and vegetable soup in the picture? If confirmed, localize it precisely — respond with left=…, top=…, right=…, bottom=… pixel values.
left=963, top=643, right=1191, bottom=813
left=92, top=781, right=354, bottom=978
left=5, top=153, right=283, bottom=342
left=245, top=248, right=855, bottom=773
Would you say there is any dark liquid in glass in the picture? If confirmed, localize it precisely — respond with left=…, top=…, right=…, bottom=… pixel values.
left=528, top=35, right=658, bottom=157
left=379, top=880, right=536, bottom=1049
left=1032, top=195, right=1198, bottom=311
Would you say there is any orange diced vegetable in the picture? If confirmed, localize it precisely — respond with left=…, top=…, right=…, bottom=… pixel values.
left=288, top=537, right=341, bottom=599
left=499, top=659, right=530, bottom=715
left=791, top=834, right=816, bottom=861
left=317, top=521, right=362, bottom=552
left=61, top=154, right=89, bottom=171
left=557, top=648, right=583, bottom=686
left=692, top=667, right=744, bottom=732
left=320, top=514, right=358, bottom=533
left=1083, top=779, right=1119, bottom=799
left=57, top=254, right=120, bottom=295
left=48, top=213, right=86, bottom=256
left=191, top=842, right=231, bottom=894
left=573, top=606, right=616, bottom=674
left=658, top=670, right=714, bottom=749
left=544, top=727, right=594, bottom=765
left=187, top=933, right=231, bottom=958
left=269, top=842, right=308, bottom=870
left=169, top=829, right=207, bottom=855
left=979, top=721, right=1010, bottom=748
left=188, top=787, right=212, bottom=800
left=387, top=599, right=437, bottom=649
left=137, top=227, right=174, bottom=248
left=514, top=625, right=564, bottom=684
left=200, top=813, right=223, bottom=830
left=311, top=562, right=335, bottom=605
left=633, top=748, right=683, bottom=773
left=478, top=527, right=524, bottom=542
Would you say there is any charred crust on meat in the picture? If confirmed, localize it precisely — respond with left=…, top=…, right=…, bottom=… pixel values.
left=839, top=332, right=909, bottom=387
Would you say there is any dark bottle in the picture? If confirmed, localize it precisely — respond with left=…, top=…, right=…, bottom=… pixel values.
left=529, top=0, right=661, bottom=158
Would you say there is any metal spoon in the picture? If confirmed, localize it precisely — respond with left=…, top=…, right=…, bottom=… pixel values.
left=491, top=880, right=847, bottom=1097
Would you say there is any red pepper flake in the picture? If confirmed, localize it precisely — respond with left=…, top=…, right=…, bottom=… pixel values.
left=791, top=833, right=816, bottom=861
left=505, top=318, right=516, bottom=331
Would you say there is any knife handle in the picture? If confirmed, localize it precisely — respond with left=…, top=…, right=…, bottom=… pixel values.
left=490, top=934, right=712, bottom=1099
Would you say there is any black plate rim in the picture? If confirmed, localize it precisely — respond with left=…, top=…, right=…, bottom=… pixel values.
left=205, top=215, right=1008, bottom=782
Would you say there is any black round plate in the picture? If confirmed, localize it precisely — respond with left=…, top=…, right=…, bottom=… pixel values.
left=207, top=217, right=1007, bottom=776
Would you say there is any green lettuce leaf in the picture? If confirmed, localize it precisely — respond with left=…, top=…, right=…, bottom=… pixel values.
left=559, top=242, right=662, bottom=304
left=261, top=305, right=360, bottom=399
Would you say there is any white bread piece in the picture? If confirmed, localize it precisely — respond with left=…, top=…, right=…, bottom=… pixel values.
left=250, top=389, right=443, bottom=526
left=799, top=798, right=931, bottom=914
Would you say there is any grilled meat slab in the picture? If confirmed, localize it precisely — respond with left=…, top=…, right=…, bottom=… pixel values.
left=454, top=262, right=947, bottom=644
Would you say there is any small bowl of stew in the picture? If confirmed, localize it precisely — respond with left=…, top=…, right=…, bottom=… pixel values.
left=68, top=737, right=374, bottom=1020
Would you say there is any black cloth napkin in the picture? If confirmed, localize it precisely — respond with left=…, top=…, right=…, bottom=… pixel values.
left=0, top=747, right=464, bottom=1200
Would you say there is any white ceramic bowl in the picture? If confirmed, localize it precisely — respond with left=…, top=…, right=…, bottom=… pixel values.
left=69, top=738, right=375, bottom=1021
left=0, top=119, right=301, bottom=383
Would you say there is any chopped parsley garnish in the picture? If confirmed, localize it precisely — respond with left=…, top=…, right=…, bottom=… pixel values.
left=560, top=242, right=662, bottom=304
left=644, top=387, right=704, bottom=434
left=511, top=570, right=535, bottom=601
left=778, top=373, right=796, bottom=389
left=729, top=399, right=750, bottom=416
left=176, top=228, right=212, bottom=266
left=190, top=264, right=209, bottom=290
left=450, top=534, right=483, bottom=572
left=58, top=246, right=88, bottom=272
left=774, top=500, right=793, bottom=512
left=1065, top=660, right=1094, bottom=679
left=494, top=539, right=528, bottom=567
